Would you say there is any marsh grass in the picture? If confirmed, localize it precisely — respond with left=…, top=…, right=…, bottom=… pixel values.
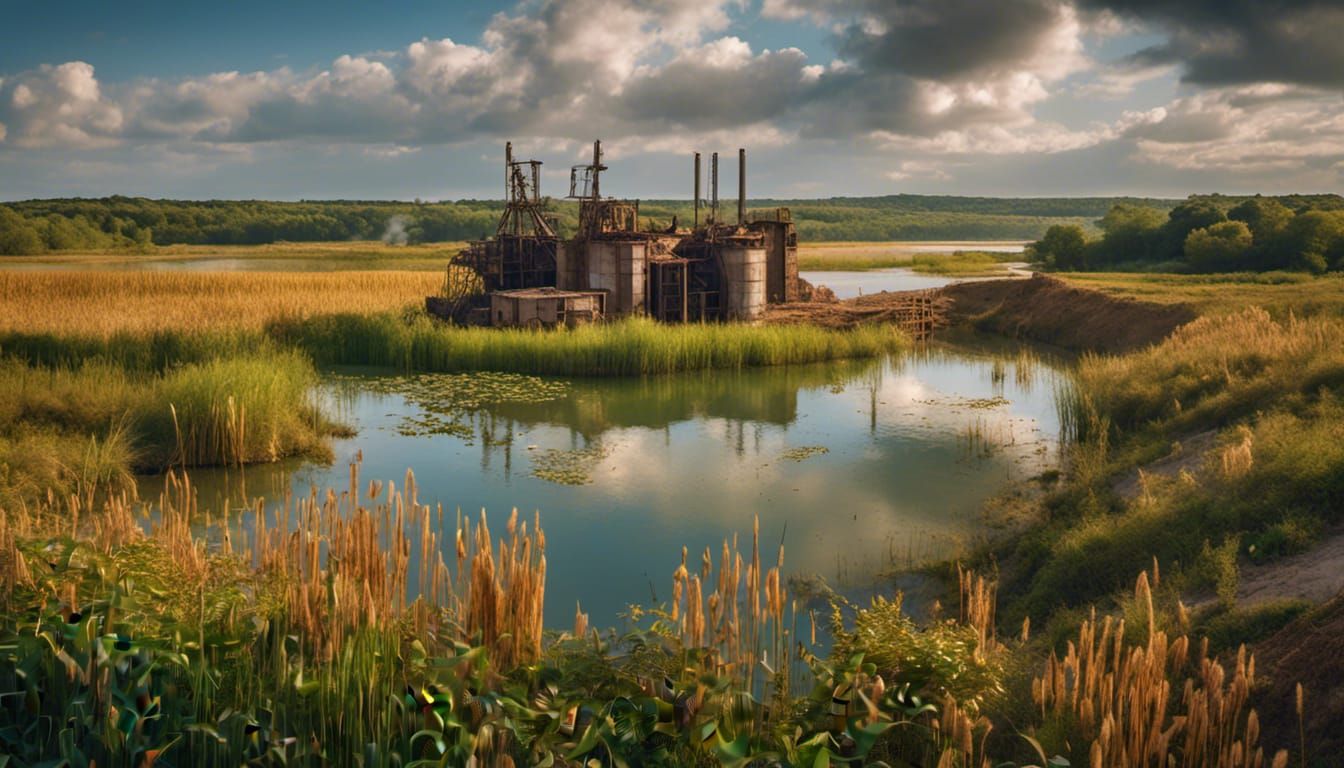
left=908, top=251, right=1018, bottom=277
left=273, top=312, right=909, bottom=376
left=0, top=350, right=335, bottom=507
left=0, top=270, right=439, bottom=337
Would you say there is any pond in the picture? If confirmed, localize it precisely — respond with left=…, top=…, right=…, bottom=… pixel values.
left=141, top=338, right=1065, bottom=631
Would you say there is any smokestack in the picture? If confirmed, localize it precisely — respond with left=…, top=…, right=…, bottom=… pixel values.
left=693, top=152, right=701, bottom=229
left=505, top=141, right=513, bottom=200
left=592, top=139, right=602, bottom=199
left=737, top=148, right=746, bottom=226
left=711, top=152, right=719, bottom=225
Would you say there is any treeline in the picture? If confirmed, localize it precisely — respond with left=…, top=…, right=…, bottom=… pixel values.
left=1030, top=194, right=1344, bottom=273
left=0, top=197, right=505, bottom=254
left=0, top=195, right=1180, bottom=255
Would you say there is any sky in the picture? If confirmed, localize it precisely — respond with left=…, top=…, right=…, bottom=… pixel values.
left=1, top=0, right=1342, bottom=201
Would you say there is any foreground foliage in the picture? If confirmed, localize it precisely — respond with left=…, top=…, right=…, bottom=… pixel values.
left=0, top=458, right=1300, bottom=766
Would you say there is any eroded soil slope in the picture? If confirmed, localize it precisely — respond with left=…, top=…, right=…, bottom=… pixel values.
left=940, top=273, right=1196, bottom=353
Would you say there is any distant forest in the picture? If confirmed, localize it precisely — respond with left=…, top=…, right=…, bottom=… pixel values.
left=0, top=194, right=1186, bottom=255
left=2, top=193, right=1342, bottom=262
left=1029, top=194, right=1344, bottom=274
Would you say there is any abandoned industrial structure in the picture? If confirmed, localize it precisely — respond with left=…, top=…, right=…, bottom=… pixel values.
left=429, top=140, right=799, bottom=328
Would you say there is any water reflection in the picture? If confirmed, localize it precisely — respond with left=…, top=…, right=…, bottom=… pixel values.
left=138, top=341, right=1064, bottom=630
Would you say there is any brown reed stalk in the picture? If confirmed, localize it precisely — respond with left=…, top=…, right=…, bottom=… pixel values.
left=1031, top=565, right=1292, bottom=768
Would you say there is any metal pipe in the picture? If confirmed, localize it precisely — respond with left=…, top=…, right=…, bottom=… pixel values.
left=737, top=148, right=745, bottom=226
left=505, top=141, right=512, bottom=201
left=711, top=152, right=719, bottom=225
left=693, top=152, right=701, bottom=229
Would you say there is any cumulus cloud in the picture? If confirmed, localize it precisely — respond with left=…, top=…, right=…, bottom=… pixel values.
left=1, top=0, right=1342, bottom=197
left=1123, top=84, right=1344, bottom=173
left=0, top=61, right=124, bottom=148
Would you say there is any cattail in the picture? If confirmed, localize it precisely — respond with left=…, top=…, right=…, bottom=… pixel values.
left=573, top=602, right=587, bottom=639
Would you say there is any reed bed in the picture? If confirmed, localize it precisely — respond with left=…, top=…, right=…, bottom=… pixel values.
left=0, top=350, right=329, bottom=470
left=0, top=270, right=439, bottom=336
left=0, top=464, right=1309, bottom=765
left=274, top=312, right=909, bottom=376
left=1032, top=570, right=1287, bottom=768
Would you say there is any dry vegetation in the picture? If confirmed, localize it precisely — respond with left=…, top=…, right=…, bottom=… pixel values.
left=1059, top=271, right=1344, bottom=319
left=0, top=270, right=440, bottom=336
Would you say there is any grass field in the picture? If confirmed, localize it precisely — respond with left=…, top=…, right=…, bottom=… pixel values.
left=797, top=240, right=1026, bottom=271
left=0, top=270, right=440, bottom=336
left=1060, top=271, right=1344, bottom=319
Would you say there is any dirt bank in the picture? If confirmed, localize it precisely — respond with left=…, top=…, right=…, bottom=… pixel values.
left=761, top=289, right=951, bottom=330
left=1252, top=590, right=1344, bottom=760
left=939, top=273, right=1197, bottom=353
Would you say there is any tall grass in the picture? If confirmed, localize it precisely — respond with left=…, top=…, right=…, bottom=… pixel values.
left=0, top=270, right=439, bottom=336
left=1065, top=308, right=1344, bottom=438
left=271, top=313, right=910, bottom=376
left=1015, top=309, right=1344, bottom=617
left=1033, top=569, right=1286, bottom=768
left=0, top=350, right=333, bottom=506
left=0, top=460, right=1307, bottom=766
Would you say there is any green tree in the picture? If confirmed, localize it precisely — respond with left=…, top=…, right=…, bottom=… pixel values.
left=0, top=207, right=46, bottom=255
left=1184, top=221, right=1253, bottom=272
left=1094, top=204, right=1166, bottom=265
left=1160, top=200, right=1226, bottom=262
left=1228, top=197, right=1293, bottom=245
left=1030, top=224, right=1089, bottom=270
left=1281, top=210, right=1344, bottom=273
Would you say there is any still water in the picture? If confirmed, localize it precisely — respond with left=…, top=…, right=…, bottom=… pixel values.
left=145, top=339, right=1064, bottom=630
left=799, top=264, right=1031, bottom=299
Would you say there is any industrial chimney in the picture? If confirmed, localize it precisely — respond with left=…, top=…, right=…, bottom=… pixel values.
left=694, top=152, right=701, bottom=229
left=711, top=152, right=719, bottom=224
left=737, top=148, right=746, bottom=226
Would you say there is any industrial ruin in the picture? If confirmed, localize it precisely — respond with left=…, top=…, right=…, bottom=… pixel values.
left=429, top=140, right=799, bottom=328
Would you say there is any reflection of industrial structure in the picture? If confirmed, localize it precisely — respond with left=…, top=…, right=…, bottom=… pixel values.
left=429, top=140, right=799, bottom=327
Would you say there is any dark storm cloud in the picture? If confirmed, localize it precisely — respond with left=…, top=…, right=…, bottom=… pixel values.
left=1077, top=0, right=1344, bottom=87
left=833, top=0, right=1069, bottom=80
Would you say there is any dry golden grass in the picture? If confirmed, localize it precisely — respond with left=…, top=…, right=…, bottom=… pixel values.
left=1032, top=569, right=1287, bottom=768
left=0, top=269, right=440, bottom=336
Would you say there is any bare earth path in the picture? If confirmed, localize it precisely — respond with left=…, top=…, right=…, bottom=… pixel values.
left=1237, top=528, right=1344, bottom=605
